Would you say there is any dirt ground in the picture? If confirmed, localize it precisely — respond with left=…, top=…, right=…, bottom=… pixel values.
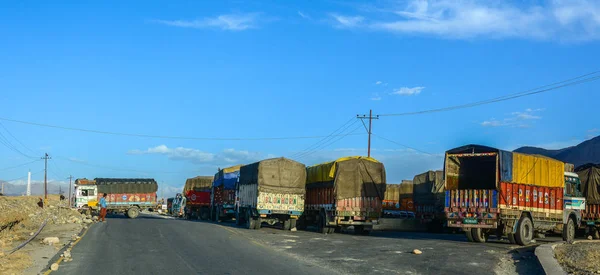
left=0, top=195, right=91, bottom=275
left=555, top=241, right=600, bottom=275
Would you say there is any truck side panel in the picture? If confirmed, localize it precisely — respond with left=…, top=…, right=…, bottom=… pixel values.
left=238, top=182, right=258, bottom=208
left=100, top=192, right=157, bottom=207
left=257, top=191, right=304, bottom=215
left=498, top=182, right=563, bottom=213
left=305, top=186, right=335, bottom=210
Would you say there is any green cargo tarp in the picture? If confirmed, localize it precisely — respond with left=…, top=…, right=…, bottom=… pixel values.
left=412, top=171, right=444, bottom=204
left=576, top=163, right=600, bottom=205
left=239, top=158, right=306, bottom=195
left=95, top=178, right=158, bottom=194
left=307, top=158, right=386, bottom=200
left=399, top=180, right=413, bottom=200
left=183, top=176, right=213, bottom=193
left=384, top=184, right=400, bottom=201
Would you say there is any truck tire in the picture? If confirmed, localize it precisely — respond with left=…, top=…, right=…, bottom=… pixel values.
left=215, top=206, right=222, bottom=223
left=296, top=216, right=307, bottom=230
left=246, top=211, right=255, bottom=230
left=471, top=228, right=488, bottom=243
left=317, top=212, right=328, bottom=234
left=354, top=225, right=365, bottom=235
left=507, top=233, right=517, bottom=244
left=254, top=218, right=262, bottom=230
left=515, top=216, right=533, bottom=246
left=562, top=217, right=576, bottom=244
left=465, top=229, right=474, bottom=242
left=127, top=207, right=139, bottom=219
left=283, top=220, right=292, bottom=231
left=200, top=209, right=209, bottom=221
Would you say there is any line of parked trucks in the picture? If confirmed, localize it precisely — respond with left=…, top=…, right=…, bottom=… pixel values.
left=73, top=144, right=600, bottom=245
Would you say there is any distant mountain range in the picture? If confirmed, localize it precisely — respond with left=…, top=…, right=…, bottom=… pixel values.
left=514, top=135, right=600, bottom=167
left=0, top=181, right=71, bottom=196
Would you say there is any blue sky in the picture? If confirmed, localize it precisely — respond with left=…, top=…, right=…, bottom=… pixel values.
left=1, top=0, right=599, bottom=198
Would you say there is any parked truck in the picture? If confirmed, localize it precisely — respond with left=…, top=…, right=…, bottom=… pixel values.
left=413, top=170, right=446, bottom=231
left=383, top=180, right=414, bottom=218
left=94, top=178, right=159, bottom=219
left=399, top=180, right=414, bottom=214
left=171, top=193, right=184, bottom=218
left=576, top=163, right=600, bottom=239
left=444, top=145, right=586, bottom=245
left=183, top=176, right=213, bottom=220
left=212, top=165, right=241, bottom=222
left=74, top=178, right=98, bottom=214
left=236, top=158, right=306, bottom=230
left=302, top=156, right=386, bottom=235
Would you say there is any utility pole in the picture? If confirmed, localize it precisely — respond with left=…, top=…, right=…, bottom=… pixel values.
left=42, top=153, right=51, bottom=203
left=67, top=175, right=73, bottom=208
left=357, top=109, right=379, bottom=158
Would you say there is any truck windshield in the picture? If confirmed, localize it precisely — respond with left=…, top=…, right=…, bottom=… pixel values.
left=446, top=154, right=497, bottom=190
left=565, top=177, right=582, bottom=197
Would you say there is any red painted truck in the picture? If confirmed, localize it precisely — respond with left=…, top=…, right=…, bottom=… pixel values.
left=183, top=176, right=212, bottom=220
left=444, top=145, right=585, bottom=245
left=301, top=156, right=386, bottom=235
left=576, top=163, right=600, bottom=238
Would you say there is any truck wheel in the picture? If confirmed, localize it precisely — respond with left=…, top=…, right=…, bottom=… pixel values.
left=317, top=212, right=328, bottom=234
left=507, top=233, right=517, bottom=244
left=296, top=216, right=307, bottom=230
left=471, top=228, right=488, bottom=243
left=515, top=216, right=533, bottom=246
left=354, top=225, right=365, bottom=235
left=254, top=218, right=262, bottom=230
left=200, top=209, right=209, bottom=221
left=246, top=211, right=255, bottom=230
left=127, top=207, right=139, bottom=219
left=334, top=226, right=341, bottom=233
left=562, top=217, right=576, bottom=244
left=215, top=206, right=222, bottom=223
left=465, top=229, right=474, bottom=242
left=283, top=220, right=292, bottom=231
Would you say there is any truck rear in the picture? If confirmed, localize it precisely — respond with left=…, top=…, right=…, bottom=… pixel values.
left=444, top=145, right=584, bottom=245
left=399, top=180, right=415, bottom=214
left=383, top=184, right=401, bottom=217
left=576, top=163, right=600, bottom=238
left=95, top=178, right=158, bottom=219
left=212, top=165, right=240, bottom=222
left=183, top=176, right=212, bottom=220
left=236, top=158, right=306, bottom=230
left=303, top=156, right=386, bottom=235
left=413, top=170, right=446, bottom=231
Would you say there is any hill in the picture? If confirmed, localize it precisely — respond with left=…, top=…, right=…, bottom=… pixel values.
left=514, top=135, right=600, bottom=167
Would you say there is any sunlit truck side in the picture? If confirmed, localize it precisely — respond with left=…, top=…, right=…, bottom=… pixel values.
left=212, top=165, right=241, bottom=222
left=183, top=176, right=212, bottom=220
left=301, top=156, right=386, bottom=235
left=444, top=145, right=585, bottom=245
left=236, top=158, right=306, bottom=230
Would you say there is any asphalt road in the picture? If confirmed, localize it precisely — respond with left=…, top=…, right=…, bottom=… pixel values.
left=54, top=214, right=551, bottom=275
left=54, top=214, right=332, bottom=275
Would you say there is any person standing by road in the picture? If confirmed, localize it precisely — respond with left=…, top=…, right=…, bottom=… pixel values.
left=99, top=193, right=108, bottom=222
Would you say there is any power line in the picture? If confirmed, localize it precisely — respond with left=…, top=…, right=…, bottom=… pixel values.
left=0, top=129, right=36, bottom=159
left=295, top=123, right=364, bottom=160
left=54, top=156, right=201, bottom=174
left=379, top=72, right=600, bottom=117
left=289, top=117, right=356, bottom=159
left=0, top=116, right=364, bottom=141
left=0, top=122, right=38, bottom=155
left=292, top=120, right=360, bottom=159
left=0, top=159, right=41, bottom=172
left=372, top=134, right=435, bottom=156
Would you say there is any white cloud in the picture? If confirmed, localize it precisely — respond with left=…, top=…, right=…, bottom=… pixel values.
left=333, top=0, right=600, bottom=41
left=390, top=86, right=425, bottom=96
left=128, top=145, right=266, bottom=165
left=375, top=81, right=383, bottom=85
left=155, top=13, right=261, bottom=31
left=481, top=108, right=543, bottom=127
left=298, top=11, right=310, bottom=19
left=588, top=128, right=600, bottom=133
left=330, top=14, right=364, bottom=28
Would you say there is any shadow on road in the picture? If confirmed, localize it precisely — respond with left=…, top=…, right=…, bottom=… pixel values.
left=105, top=213, right=168, bottom=220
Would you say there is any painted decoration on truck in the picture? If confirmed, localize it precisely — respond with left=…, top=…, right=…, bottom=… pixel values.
left=257, top=192, right=304, bottom=212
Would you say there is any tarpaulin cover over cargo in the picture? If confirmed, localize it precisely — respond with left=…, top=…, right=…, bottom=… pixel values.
left=95, top=178, right=158, bottom=194
left=576, top=163, right=600, bottom=204
left=384, top=184, right=400, bottom=202
left=213, top=165, right=241, bottom=190
left=238, top=158, right=306, bottom=195
left=444, top=145, right=565, bottom=190
left=413, top=170, right=444, bottom=203
left=75, top=178, right=96, bottom=185
left=399, top=180, right=413, bottom=199
left=183, top=176, right=213, bottom=193
left=306, top=156, right=386, bottom=200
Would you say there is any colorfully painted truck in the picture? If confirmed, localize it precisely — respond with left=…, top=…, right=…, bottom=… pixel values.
left=383, top=180, right=413, bottom=218
left=413, top=170, right=446, bottom=231
left=212, top=165, right=240, bottom=222
left=302, top=156, right=386, bottom=235
left=576, top=163, right=600, bottom=239
left=94, top=178, right=159, bottom=219
left=183, top=176, right=213, bottom=220
left=74, top=178, right=98, bottom=214
left=236, top=158, right=306, bottom=230
left=444, top=145, right=585, bottom=245
left=171, top=193, right=184, bottom=218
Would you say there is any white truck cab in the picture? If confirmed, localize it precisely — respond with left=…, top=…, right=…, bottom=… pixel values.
left=74, top=184, right=98, bottom=213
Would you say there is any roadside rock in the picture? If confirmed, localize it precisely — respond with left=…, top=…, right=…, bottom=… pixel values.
left=92, top=216, right=99, bottom=221
left=43, top=237, right=60, bottom=245
left=83, top=219, right=93, bottom=224
left=50, top=263, right=59, bottom=271
left=413, top=249, right=422, bottom=255
left=63, top=251, right=71, bottom=258
left=291, top=228, right=297, bottom=232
